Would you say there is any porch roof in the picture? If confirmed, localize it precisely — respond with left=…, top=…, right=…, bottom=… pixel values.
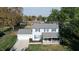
left=42, top=32, right=59, bottom=38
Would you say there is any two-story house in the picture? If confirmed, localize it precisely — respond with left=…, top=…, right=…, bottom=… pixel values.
left=17, top=22, right=60, bottom=44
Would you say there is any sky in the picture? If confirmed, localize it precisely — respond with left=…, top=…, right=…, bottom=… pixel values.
left=23, top=7, right=60, bottom=16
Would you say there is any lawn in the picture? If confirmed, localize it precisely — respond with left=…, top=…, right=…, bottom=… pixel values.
left=0, top=34, right=17, bottom=51
left=27, top=44, right=71, bottom=51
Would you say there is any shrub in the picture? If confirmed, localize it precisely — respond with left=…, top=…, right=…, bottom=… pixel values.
left=0, top=31, right=5, bottom=37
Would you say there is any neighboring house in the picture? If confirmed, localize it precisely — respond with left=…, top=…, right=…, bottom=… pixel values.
left=17, top=22, right=60, bottom=44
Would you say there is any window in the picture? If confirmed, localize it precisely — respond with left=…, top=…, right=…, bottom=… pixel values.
left=35, top=29, right=40, bottom=32
left=52, top=29, right=56, bottom=32
left=34, top=35, right=37, bottom=39
left=44, top=29, right=49, bottom=32
left=34, top=35, right=41, bottom=39
left=56, top=29, right=58, bottom=32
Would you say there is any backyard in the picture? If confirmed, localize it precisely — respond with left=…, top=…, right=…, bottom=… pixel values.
left=27, top=44, right=72, bottom=51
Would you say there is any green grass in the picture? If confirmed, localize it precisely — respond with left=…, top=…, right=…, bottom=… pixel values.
left=0, top=34, right=17, bottom=51
left=27, top=44, right=71, bottom=51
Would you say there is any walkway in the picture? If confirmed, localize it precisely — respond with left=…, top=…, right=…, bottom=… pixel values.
left=29, top=42, right=42, bottom=44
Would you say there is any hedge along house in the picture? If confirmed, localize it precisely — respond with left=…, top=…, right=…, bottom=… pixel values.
left=17, top=22, right=60, bottom=44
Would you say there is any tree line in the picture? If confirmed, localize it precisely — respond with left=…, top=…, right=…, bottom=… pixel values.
left=47, top=7, right=79, bottom=50
left=0, top=7, right=23, bottom=30
left=23, top=15, right=47, bottom=22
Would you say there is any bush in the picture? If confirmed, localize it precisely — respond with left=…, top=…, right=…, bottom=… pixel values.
left=0, top=31, right=5, bottom=37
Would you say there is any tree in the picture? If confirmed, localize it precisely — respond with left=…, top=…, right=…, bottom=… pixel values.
left=59, top=7, right=79, bottom=50
left=32, top=16, right=37, bottom=21
left=28, top=16, right=32, bottom=21
left=0, top=7, right=23, bottom=30
left=37, top=15, right=42, bottom=21
left=48, top=7, right=79, bottom=50
left=42, top=16, right=47, bottom=22
left=47, top=9, right=60, bottom=23
left=23, top=16, right=29, bottom=22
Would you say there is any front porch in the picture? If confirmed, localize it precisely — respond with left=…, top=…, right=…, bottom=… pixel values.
left=43, top=38, right=60, bottom=44
left=29, top=38, right=60, bottom=44
left=42, top=32, right=60, bottom=44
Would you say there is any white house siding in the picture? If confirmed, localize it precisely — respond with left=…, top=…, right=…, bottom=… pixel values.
left=49, top=29, right=52, bottom=32
left=17, top=34, right=32, bottom=40
left=32, top=28, right=59, bottom=41
left=32, top=29, right=44, bottom=41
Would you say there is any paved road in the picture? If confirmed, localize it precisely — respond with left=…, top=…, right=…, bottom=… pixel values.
left=10, top=40, right=29, bottom=51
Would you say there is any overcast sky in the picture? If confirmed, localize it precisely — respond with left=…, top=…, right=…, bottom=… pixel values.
left=23, top=7, right=60, bottom=16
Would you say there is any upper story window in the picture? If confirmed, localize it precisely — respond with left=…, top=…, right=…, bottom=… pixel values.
left=35, top=29, right=40, bottom=32
left=56, top=29, right=59, bottom=32
left=44, top=29, right=49, bottom=32
left=52, top=29, right=56, bottom=32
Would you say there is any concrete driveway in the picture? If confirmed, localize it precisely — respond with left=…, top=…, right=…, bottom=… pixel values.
left=10, top=40, right=29, bottom=51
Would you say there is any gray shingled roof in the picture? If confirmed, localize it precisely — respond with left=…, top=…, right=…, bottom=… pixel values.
left=42, top=32, right=59, bottom=38
left=32, top=23, right=59, bottom=29
left=17, top=29, right=32, bottom=34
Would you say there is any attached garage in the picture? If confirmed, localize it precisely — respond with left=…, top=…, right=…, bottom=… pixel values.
left=17, top=29, right=32, bottom=40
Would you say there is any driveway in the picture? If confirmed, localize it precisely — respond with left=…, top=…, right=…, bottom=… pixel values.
left=10, top=40, right=29, bottom=51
